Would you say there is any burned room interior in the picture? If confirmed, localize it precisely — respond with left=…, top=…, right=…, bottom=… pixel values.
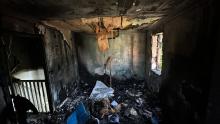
left=0, top=0, right=219, bottom=124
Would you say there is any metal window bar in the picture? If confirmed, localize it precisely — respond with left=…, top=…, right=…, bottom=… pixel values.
left=8, top=80, right=50, bottom=113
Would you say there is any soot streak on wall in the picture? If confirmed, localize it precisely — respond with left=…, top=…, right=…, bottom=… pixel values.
left=75, top=30, right=147, bottom=80
left=43, top=28, right=79, bottom=108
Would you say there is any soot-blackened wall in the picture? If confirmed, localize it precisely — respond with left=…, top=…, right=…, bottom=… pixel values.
left=75, top=30, right=147, bottom=81
left=149, top=2, right=216, bottom=123
left=43, top=28, right=79, bottom=108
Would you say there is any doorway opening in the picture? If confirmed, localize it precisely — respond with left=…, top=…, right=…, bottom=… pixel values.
left=2, top=34, right=51, bottom=113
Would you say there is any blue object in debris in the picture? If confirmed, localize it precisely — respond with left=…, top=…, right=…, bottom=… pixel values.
left=67, top=102, right=90, bottom=124
left=67, top=111, right=78, bottom=124
left=151, top=111, right=159, bottom=124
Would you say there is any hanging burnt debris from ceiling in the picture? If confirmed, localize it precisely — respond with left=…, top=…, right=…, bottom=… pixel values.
left=42, top=16, right=160, bottom=52
left=87, top=17, right=122, bottom=52
left=86, top=17, right=114, bottom=52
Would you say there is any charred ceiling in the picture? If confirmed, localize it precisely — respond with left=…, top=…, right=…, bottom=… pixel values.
left=0, top=0, right=193, bottom=19
left=42, top=16, right=161, bottom=32
left=0, top=0, right=203, bottom=35
left=0, top=0, right=202, bottom=52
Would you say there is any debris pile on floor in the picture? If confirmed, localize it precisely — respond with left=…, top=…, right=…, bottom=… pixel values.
left=27, top=79, right=161, bottom=124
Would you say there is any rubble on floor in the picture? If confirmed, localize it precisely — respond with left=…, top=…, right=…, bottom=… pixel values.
left=27, top=79, right=161, bottom=124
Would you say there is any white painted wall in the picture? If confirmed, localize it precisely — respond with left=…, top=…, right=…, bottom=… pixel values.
left=13, top=68, right=45, bottom=80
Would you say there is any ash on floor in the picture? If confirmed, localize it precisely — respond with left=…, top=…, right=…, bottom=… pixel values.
left=27, top=79, right=161, bottom=124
